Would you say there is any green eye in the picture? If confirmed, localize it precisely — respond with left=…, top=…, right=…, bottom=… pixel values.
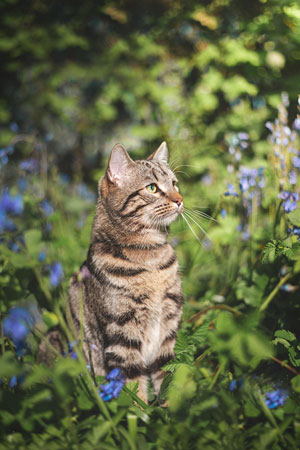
left=146, top=183, right=157, bottom=193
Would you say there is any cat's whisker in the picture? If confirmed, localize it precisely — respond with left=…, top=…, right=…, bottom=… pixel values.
left=184, top=207, right=218, bottom=223
left=183, top=210, right=212, bottom=244
left=173, top=169, right=190, bottom=177
left=181, top=213, right=203, bottom=245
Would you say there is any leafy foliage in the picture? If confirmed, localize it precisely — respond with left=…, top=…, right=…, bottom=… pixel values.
left=1, top=0, right=300, bottom=448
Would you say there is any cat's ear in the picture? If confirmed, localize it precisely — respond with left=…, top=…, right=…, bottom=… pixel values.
left=107, top=144, right=134, bottom=185
left=147, top=141, right=169, bottom=164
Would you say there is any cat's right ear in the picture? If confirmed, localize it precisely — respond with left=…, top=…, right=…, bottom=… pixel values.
left=107, top=144, right=134, bottom=186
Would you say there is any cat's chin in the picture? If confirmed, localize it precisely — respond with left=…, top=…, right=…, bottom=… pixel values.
left=160, top=210, right=180, bottom=226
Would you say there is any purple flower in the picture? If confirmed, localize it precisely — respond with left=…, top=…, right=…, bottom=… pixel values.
left=19, top=158, right=39, bottom=173
left=265, top=121, right=273, bottom=132
left=40, top=200, right=54, bottom=217
left=0, top=211, right=16, bottom=232
left=99, top=368, right=126, bottom=402
left=289, top=170, right=297, bottom=185
left=264, top=389, right=288, bottom=409
left=292, top=156, right=300, bottom=168
left=293, top=118, right=300, bottom=131
left=50, top=262, right=63, bottom=286
left=3, top=305, right=40, bottom=354
left=18, top=178, right=27, bottom=192
left=278, top=191, right=298, bottom=213
left=76, top=184, right=96, bottom=202
left=225, top=183, right=238, bottom=197
left=9, top=374, right=24, bottom=388
left=49, top=262, right=63, bottom=287
left=38, top=250, right=47, bottom=262
left=0, top=190, right=23, bottom=215
left=229, top=378, right=243, bottom=392
left=237, top=132, right=249, bottom=141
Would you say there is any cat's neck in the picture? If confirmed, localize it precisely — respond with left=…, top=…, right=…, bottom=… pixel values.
left=92, top=201, right=168, bottom=248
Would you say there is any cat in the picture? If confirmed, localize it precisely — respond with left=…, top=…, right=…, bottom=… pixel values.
left=68, top=141, right=184, bottom=404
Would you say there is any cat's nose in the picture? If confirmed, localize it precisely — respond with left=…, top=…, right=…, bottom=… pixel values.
left=171, top=193, right=183, bottom=208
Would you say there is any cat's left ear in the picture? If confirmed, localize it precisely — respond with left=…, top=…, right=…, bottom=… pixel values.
left=147, top=141, right=169, bottom=164
left=107, top=144, right=134, bottom=185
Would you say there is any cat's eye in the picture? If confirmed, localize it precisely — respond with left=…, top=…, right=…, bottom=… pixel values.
left=146, top=183, right=157, bottom=193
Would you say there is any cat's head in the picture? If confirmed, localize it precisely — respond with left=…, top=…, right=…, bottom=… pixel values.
left=100, top=142, right=183, bottom=229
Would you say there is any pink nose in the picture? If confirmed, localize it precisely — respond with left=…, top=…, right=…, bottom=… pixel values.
left=172, top=193, right=183, bottom=207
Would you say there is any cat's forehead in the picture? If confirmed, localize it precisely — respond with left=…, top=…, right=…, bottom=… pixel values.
left=136, top=159, right=177, bottom=182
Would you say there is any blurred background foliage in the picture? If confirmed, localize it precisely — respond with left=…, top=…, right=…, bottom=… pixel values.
left=1, top=0, right=300, bottom=448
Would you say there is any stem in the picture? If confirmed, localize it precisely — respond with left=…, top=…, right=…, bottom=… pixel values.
left=209, top=362, right=225, bottom=390
left=54, top=306, right=114, bottom=424
left=271, top=355, right=300, bottom=376
left=188, top=304, right=242, bottom=323
left=123, top=385, right=148, bottom=410
left=259, top=273, right=291, bottom=312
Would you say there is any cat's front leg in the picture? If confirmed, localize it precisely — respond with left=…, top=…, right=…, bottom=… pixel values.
left=104, top=346, right=148, bottom=403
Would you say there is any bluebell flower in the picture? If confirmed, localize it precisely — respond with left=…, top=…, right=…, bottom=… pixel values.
left=292, top=156, right=300, bottom=168
left=38, top=250, right=47, bottom=262
left=3, top=305, right=40, bottom=354
left=49, top=262, right=63, bottom=287
left=18, top=178, right=27, bottom=192
left=76, top=184, right=96, bottom=202
left=40, top=200, right=54, bottom=217
left=46, top=222, right=52, bottom=233
left=10, top=122, right=19, bottom=133
left=264, top=389, right=288, bottom=409
left=0, top=211, right=16, bottom=232
left=60, top=173, right=70, bottom=184
left=0, top=190, right=23, bottom=215
left=229, top=378, right=243, bottom=392
left=265, top=121, right=273, bottom=132
left=289, top=170, right=297, bottom=185
left=67, top=341, right=78, bottom=360
left=9, top=242, right=20, bottom=252
left=293, top=118, right=300, bottom=131
left=19, top=158, right=39, bottom=173
left=225, top=183, right=238, bottom=197
left=278, top=191, right=298, bottom=213
left=98, top=368, right=126, bottom=402
left=220, top=209, right=227, bottom=218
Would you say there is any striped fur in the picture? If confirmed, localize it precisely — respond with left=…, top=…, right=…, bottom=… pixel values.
left=68, top=142, right=183, bottom=403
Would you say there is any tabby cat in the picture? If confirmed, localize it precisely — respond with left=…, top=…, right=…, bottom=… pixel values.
left=68, top=142, right=183, bottom=403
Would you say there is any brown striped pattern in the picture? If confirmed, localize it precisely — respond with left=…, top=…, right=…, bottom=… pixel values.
left=68, top=143, right=183, bottom=403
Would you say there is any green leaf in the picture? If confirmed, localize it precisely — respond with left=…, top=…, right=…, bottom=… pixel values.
left=274, top=329, right=296, bottom=342
left=288, top=207, right=300, bottom=226
left=291, top=375, right=300, bottom=393
left=262, top=241, right=277, bottom=263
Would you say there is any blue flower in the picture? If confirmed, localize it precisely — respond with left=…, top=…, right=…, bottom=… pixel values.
left=8, top=374, right=25, bottom=388
left=289, top=170, right=297, bottom=185
left=38, top=250, right=47, bottom=262
left=3, top=305, right=40, bottom=354
left=293, top=118, right=300, bottom=131
left=18, top=178, right=27, bottom=192
left=225, top=183, right=238, bottom=197
left=19, top=158, right=39, bottom=173
left=0, top=190, right=23, bottom=215
left=265, top=121, right=273, bottom=132
left=49, top=262, right=63, bottom=287
left=292, top=156, right=300, bottom=168
left=98, top=368, right=126, bottom=402
left=229, top=378, right=243, bottom=392
left=0, top=211, right=16, bottom=232
left=278, top=191, right=298, bottom=213
left=264, top=389, right=288, bottom=409
left=40, top=200, right=54, bottom=217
